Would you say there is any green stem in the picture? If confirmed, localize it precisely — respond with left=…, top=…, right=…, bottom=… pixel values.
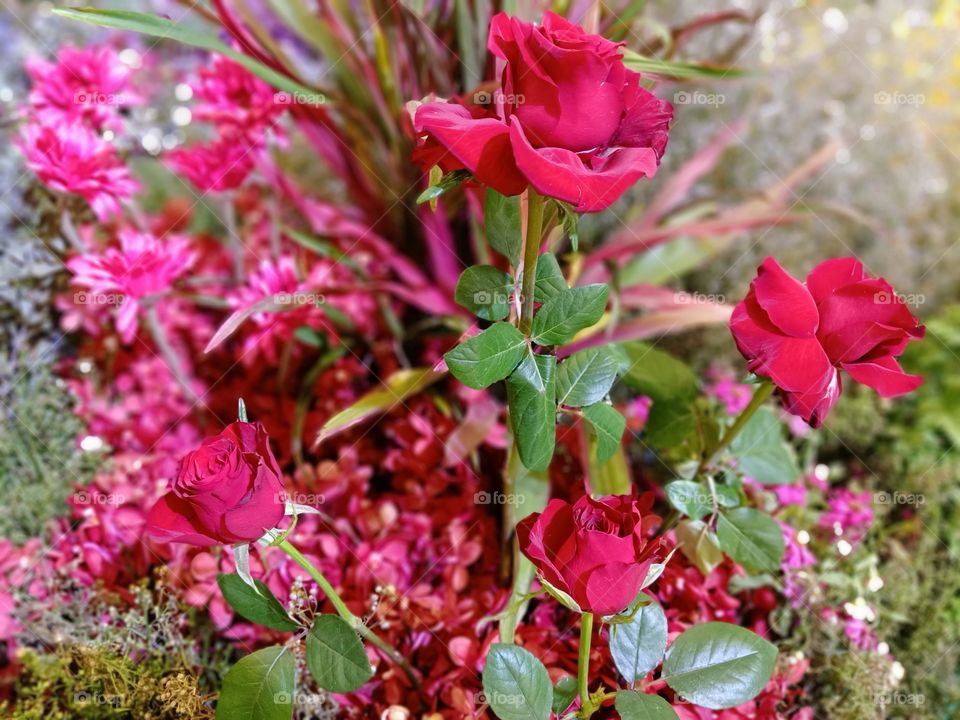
left=696, top=380, right=774, bottom=478
left=518, top=188, right=545, bottom=336
left=278, top=539, right=422, bottom=691
left=577, top=613, right=594, bottom=717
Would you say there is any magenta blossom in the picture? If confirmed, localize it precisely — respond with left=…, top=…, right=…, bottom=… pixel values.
left=26, top=44, right=139, bottom=130
left=166, top=135, right=257, bottom=193
left=819, top=488, right=874, bottom=545
left=17, top=119, right=140, bottom=222
left=192, top=54, right=285, bottom=134
left=67, top=230, right=196, bottom=343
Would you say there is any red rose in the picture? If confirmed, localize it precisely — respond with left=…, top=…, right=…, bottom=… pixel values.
left=730, top=257, right=924, bottom=427
left=147, top=421, right=287, bottom=546
left=517, top=494, right=661, bottom=615
left=413, top=12, right=672, bottom=212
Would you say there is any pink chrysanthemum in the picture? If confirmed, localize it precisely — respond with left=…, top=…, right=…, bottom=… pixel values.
left=26, top=44, right=139, bottom=130
left=17, top=119, right=140, bottom=221
left=192, top=54, right=284, bottom=132
left=166, top=134, right=257, bottom=193
left=67, top=230, right=195, bottom=343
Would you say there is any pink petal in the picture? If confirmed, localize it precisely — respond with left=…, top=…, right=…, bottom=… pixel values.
left=508, top=118, right=659, bottom=212
left=752, top=257, right=819, bottom=337
left=805, top=257, right=866, bottom=303
left=146, top=493, right=219, bottom=547
left=414, top=103, right=527, bottom=196
left=842, top=356, right=923, bottom=397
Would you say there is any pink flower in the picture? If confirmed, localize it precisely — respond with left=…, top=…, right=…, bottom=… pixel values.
left=17, top=119, right=140, bottom=221
left=192, top=54, right=284, bottom=133
left=166, top=134, right=257, bottom=193
left=705, top=365, right=753, bottom=415
left=26, top=44, right=139, bottom=130
left=819, top=488, right=874, bottom=545
left=67, top=230, right=195, bottom=343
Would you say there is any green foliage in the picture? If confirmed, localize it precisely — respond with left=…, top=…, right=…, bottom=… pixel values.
left=455, top=265, right=514, bottom=321
left=582, top=402, right=626, bottom=465
left=506, top=352, right=557, bottom=471
left=216, top=647, right=295, bottom=720
left=615, top=691, right=679, bottom=720
left=661, top=622, right=777, bottom=710
left=485, top=190, right=522, bottom=265
left=609, top=593, right=668, bottom=682
left=531, top=285, right=608, bottom=346
left=0, top=355, right=101, bottom=543
left=305, top=615, right=373, bottom=693
left=716, top=508, right=784, bottom=573
left=621, top=342, right=699, bottom=447
left=533, top=253, right=567, bottom=302
left=215, top=575, right=298, bottom=632
left=481, top=643, right=553, bottom=720
left=556, top=347, right=619, bottom=408
left=728, top=407, right=799, bottom=485
left=444, top=323, right=527, bottom=389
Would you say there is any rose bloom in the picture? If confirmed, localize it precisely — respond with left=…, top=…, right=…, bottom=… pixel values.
left=147, top=421, right=287, bottom=546
left=414, top=12, right=672, bottom=212
left=517, top=494, right=661, bottom=615
left=730, top=257, right=924, bottom=427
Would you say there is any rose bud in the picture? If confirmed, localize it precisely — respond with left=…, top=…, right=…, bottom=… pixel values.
left=413, top=12, right=672, bottom=212
left=730, top=257, right=924, bottom=427
left=517, top=494, right=662, bottom=616
left=147, top=421, right=287, bottom=546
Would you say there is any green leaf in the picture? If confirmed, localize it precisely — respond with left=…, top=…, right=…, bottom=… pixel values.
left=315, top=367, right=443, bottom=445
left=305, top=615, right=373, bottom=693
left=621, top=342, right=699, bottom=447
left=581, top=402, right=626, bottom=464
left=716, top=508, right=785, bottom=573
left=622, top=50, right=747, bottom=80
left=454, top=265, right=514, bottom=321
left=556, top=202, right=580, bottom=251
left=216, top=646, right=295, bottom=720
left=675, top=519, right=723, bottom=576
left=217, top=575, right=299, bottom=632
left=531, top=285, right=608, bottom=346
left=534, top=252, right=567, bottom=302
left=556, top=348, right=619, bottom=407
left=445, top=323, right=527, bottom=390
left=610, top=593, right=668, bottom=682
left=54, top=9, right=326, bottom=105
left=417, top=169, right=472, bottom=204
left=615, top=691, right=680, bottom=720
left=664, top=481, right=713, bottom=521
left=661, top=622, right=777, bottom=710
left=481, top=643, right=553, bottom=720
left=728, top=407, right=799, bottom=484
left=485, top=190, right=522, bottom=265
left=506, top=352, right=556, bottom=471
left=551, top=676, right=577, bottom=715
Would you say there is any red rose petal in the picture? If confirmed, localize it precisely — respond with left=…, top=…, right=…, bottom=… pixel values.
left=842, top=356, right=923, bottom=397
left=752, top=257, right=819, bottom=337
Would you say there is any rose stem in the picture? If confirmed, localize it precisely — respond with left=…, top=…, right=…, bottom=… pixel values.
left=577, top=612, right=595, bottom=717
left=277, top=539, right=422, bottom=691
left=695, top=379, right=774, bottom=479
left=499, top=188, right=547, bottom=644
left=518, top=187, right=545, bottom=336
